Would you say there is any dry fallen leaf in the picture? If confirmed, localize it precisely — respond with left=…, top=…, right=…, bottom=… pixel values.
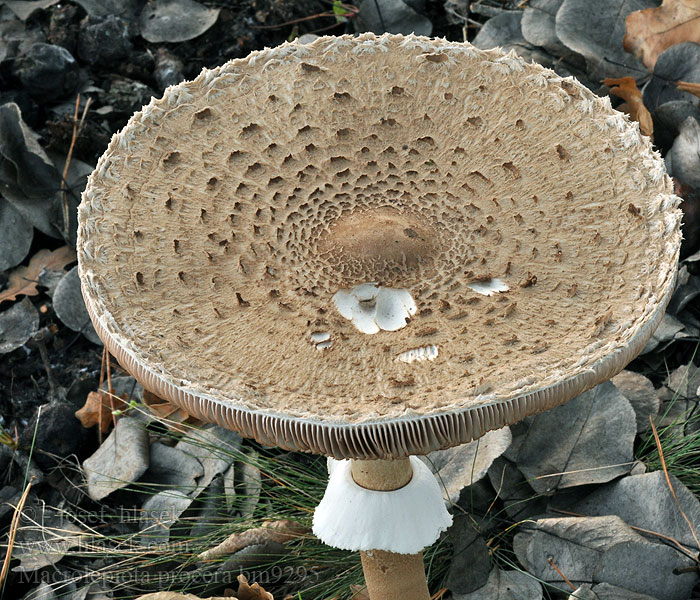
left=197, top=519, right=308, bottom=561
left=603, top=77, right=654, bottom=138
left=0, top=246, right=76, bottom=305
left=235, top=574, right=274, bottom=600
left=624, top=0, right=700, bottom=71
left=75, top=390, right=129, bottom=433
left=11, top=505, right=86, bottom=572
left=142, top=389, right=206, bottom=432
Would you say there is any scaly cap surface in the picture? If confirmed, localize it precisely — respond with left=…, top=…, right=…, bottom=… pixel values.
left=78, top=34, right=681, bottom=459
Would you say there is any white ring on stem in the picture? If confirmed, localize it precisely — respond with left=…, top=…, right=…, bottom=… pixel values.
left=312, top=456, right=453, bottom=554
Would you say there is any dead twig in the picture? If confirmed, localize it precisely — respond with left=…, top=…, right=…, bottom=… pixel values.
left=552, top=506, right=699, bottom=563
left=676, top=81, right=700, bottom=102
left=105, top=348, right=115, bottom=430
left=0, top=479, right=35, bottom=588
left=33, top=326, right=60, bottom=401
left=249, top=2, right=358, bottom=30
left=95, top=347, right=117, bottom=444
left=97, top=347, right=106, bottom=444
left=631, top=524, right=699, bottom=562
left=61, top=94, right=92, bottom=241
left=650, top=415, right=700, bottom=552
left=547, top=556, right=576, bottom=590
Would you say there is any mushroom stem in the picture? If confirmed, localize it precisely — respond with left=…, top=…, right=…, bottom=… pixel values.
left=351, top=458, right=432, bottom=600
left=351, top=457, right=413, bottom=490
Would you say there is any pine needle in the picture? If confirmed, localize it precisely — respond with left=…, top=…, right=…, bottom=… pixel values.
left=649, top=415, right=700, bottom=552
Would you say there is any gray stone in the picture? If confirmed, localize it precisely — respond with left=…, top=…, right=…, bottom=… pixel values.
left=473, top=11, right=524, bottom=49
left=20, top=400, right=89, bottom=471
left=22, top=582, right=56, bottom=600
left=98, top=76, right=155, bottom=116
left=522, top=0, right=568, bottom=55
left=0, top=197, right=32, bottom=271
left=12, top=42, right=80, bottom=101
left=0, top=486, right=22, bottom=522
left=139, top=441, right=204, bottom=494
left=592, top=582, right=661, bottom=600
left=358, top=0, right=432, bottom=36
left=237, top=453, right=262, bottom=519
left=175, top=425, right=241, bottom=496
left=555, top=0, right=654, bottom=80
left=53, top=266, right=101, bottom=345
left=71, top=0, right=141, bottom=19
left=642, top=313, right=688, bottom=354
left=140, top=489, right=192, bottom=547
left=154, top=47, right=184, bottom=90
left=223, top=462, right=236, bottom=511
left=446, top=514, right=491, bottom=594
left=658, top=362, right=700, bottom=403
left=5, top=1, right=60, bottom=21
left=667, top=265, right=700, bottom=315
left=83, top=416, right=149, bottom=500
left=611, top=371, right=659, bottom=433
left=656, top=362, right=700, bottom=436
left=473, top=11, right=571, bottom=72
left=0, top=444, right=13, bottom=475
left=511, top=382, right=636, bottom=494
left=77, top=15, right=133, bottom=67
left=426, top=427, right=511, bottom=505
left=0, top=298, right=38, bottom=354
left=644, top=43, right=700, bottom=113
left=139, top=0, right=220, bottom=43
left=189, top=475, right=226, bottom=538
left=653, top=101, right=699, bottom=150
left=569, top=585, right=598, bottom=600
left=102, top=375, right=142, bottom=402
left=487, top=456, right=547, bottom=520
left=570, top=470, right=700, bottom=550
left=454, top=567, right=542, bottom=599
left=0, top=103, right=62, bottom=238
left=12, top=505, right=83, bottom=571
left=668, top=117, right=700, bottom=190
left=514, top=515, right=696, bottom=600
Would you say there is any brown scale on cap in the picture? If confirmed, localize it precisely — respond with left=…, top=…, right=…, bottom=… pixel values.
left=78, top=34, right=680, bottom=458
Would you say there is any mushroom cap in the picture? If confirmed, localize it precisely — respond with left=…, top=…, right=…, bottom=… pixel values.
left=78, top=34, right=681, bottom=459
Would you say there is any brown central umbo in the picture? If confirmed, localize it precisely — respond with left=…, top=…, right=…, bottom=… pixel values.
left=318, top=206, right=438, bottom=286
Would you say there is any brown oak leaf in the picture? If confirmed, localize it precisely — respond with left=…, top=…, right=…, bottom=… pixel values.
left=624, top=0, right=700, bottom=71
left=0, top=246, right=76, bottom=305
left=197, top=520, right=308, bottom=561
left=234, top=574, right=274, bottom=600
left=75, top=390, right=129, bottom=433
left=142, top=389, right=205, bottom=432
left=603, top=77, right=654, bottom=139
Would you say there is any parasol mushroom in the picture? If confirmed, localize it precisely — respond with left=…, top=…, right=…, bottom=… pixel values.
left=77, top=33, right=681, bottom=600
